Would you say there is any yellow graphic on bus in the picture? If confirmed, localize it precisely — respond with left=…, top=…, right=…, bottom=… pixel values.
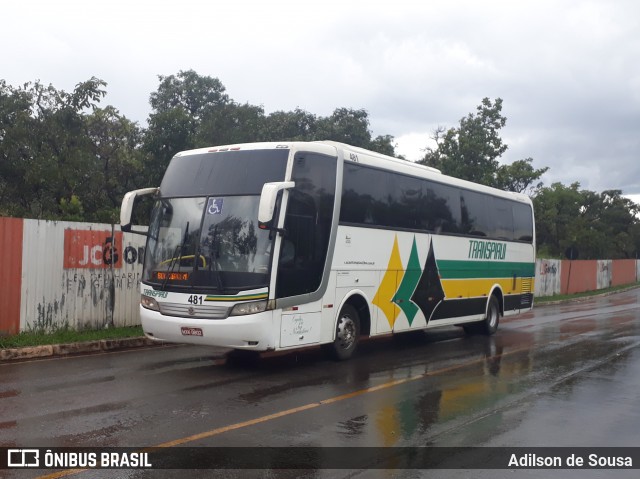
left=372, top=236, right=404, bottom=328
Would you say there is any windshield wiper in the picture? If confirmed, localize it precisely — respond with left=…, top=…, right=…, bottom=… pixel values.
left=161, top=221, right=189, bottom=291
left=208, top=224, right=226, bottom=294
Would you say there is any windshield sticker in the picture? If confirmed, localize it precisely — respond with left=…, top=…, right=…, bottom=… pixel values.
left=207, top=198, right=224, bottom=215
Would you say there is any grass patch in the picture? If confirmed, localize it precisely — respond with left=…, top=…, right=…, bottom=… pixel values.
left=0, top=325, right=144, bottom=349
left=535, top=282, right=640, bottom=304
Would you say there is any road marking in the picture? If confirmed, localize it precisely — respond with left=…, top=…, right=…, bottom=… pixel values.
left=36, top=345, right=530, bottom=478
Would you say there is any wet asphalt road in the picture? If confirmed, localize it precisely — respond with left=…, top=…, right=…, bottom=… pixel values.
left=2, top=288, right=640, bottom=478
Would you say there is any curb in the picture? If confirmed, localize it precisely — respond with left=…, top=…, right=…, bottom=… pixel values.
left=534, top=284, right=640, bottom=307
left=0, top=337, right=167, bottom=362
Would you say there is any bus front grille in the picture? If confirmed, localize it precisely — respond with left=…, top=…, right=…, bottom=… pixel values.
left=158, top=302, right=231, bottom=319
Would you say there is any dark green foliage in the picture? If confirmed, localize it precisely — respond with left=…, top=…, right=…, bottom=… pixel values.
left=534, top=184, right=640, bottom=259
left=419, top=97, right=549, bottom=194
left=1, top=73, right=639, bottom=260
left=0, top=71, right=396, bottom=221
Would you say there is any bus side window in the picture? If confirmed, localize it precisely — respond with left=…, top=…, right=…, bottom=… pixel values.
left=460, top=191, right=489, bottom=237
left=513, top=202, right=534, bottom=242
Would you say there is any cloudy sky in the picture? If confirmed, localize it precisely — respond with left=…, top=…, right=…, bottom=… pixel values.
left=3, top=0, right=640, bottom=199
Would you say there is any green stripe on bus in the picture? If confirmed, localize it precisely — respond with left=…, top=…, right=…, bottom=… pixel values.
left=436, top=260, right=535, bottom=279
left=205, top=293, right=268, bottom=302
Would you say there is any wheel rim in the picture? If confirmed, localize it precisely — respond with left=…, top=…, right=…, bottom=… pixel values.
left=337, top=315, right=356, bottom=350
left=488, top=302, right=498, bottom=328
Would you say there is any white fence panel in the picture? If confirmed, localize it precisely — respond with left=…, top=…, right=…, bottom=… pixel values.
left=596, top=260, right=612, bottom=290
left=20, top=219, right=144, bottom=332
left=534, top=259, right=561, bottom=297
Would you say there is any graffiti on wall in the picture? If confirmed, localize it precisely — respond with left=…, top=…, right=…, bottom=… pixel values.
left=63, top=230, right=144, bottom=269
left=535, top=259, right=561, bottom=297
left=24, top=225, right=147, bottom=333
left=63, top=228, right=146, bottom=294
left=539, top=261, right=558, bottom=276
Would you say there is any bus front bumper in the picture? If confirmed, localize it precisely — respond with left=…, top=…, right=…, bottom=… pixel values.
left=140, top=307, right=275, bottom=351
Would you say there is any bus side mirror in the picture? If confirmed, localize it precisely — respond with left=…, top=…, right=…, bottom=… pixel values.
left=120, top=187, right=158, bottom=234
left=258, top=181, right=295, bottom=230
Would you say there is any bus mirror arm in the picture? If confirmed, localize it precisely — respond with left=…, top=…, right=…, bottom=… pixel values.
left=120, top=187, right=158, bottom=234
left=258, top=181, right=295, bottom=231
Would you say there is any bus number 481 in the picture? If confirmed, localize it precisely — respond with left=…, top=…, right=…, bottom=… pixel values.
left=187, top=295, right=203, bottom=305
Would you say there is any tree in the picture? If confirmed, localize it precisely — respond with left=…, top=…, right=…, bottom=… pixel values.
left=1, top=72, right=400, bottom=221
left=589, top=190, right=639, bottom=258
left=533, top=184, right=640, bottom=259
left=196, top=102, right=265, bottom=146
left=149, top=69, right=229, bottom=118
left=85, top=106, right=147, bottom=222
left=0, top=77, right=107, bottom=219
left=368, top=134, right=397, bottom=157
left=418, top=98, right=547, bottom=192
left=533, top=182, right=585, bottom=257
left=315, top=108, right=372, bottom=148
left=144, top=70, right=230, bottom=178
left=261, top=108, right=318, bottom=141
left=0, top=80, right=33, bottom=215
left=420, top=98, right=507, bottom=185
left=495, top=158, right=549, bottom=194
left=143, top=70, right=400, bottom=179
left=260, top=106, right=397, bottom=155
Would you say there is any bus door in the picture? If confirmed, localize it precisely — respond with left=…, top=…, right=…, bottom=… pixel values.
left=276, top=151, right=337, bottom=347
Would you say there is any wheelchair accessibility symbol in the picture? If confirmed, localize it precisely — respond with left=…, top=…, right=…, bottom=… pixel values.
left=207, top=198, right=224, bottom=215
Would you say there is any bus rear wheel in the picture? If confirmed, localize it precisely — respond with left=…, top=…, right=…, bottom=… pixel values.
left=463, top=295, right=500, bottom=335
left=328, top=304, right=360, bottom=361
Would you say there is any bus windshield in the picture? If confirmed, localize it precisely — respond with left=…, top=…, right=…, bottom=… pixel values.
left=144, top=195, right=273, bottom=292
left=143, top=148, right=289, bottom=293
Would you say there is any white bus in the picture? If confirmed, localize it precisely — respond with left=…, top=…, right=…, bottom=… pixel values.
left=121, top=141, right=535, bottom=360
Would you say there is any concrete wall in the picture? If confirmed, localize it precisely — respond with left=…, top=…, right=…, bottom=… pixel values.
left=1, top=217, right=639, bottom=334
left=612, top=259, right=637, bottom=287
left=560, top=260, right=598, bottom=295
left=543, top=258, right=638, bottom=297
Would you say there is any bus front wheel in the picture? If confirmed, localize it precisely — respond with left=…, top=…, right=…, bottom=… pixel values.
left=328, top=304, right=360, bottom=361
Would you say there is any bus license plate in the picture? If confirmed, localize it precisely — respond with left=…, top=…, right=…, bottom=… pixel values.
left=181, top=327, right=203, bottom=337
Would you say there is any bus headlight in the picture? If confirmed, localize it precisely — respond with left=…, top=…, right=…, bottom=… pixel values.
left=230, top=300, right=268, bottom=316
left=141, top=295, right=160, bottom=311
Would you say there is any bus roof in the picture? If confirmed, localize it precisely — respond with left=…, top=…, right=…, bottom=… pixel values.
left=174, top=141, right=532, bottom=206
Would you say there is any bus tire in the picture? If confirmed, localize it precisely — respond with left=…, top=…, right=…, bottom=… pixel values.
left=329, top=304, right=360, bottom=361
left=480, top=295, right=500, bottom=335
left=463, top=295, right=500, bottom=335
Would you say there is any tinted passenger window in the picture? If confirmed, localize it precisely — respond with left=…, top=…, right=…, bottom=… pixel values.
left=491, top=197, right=515, bottom=239
left=341, top=164, right=388, bottom=225
left=340, top=163, right=533, bottom=243
left=389, top=174, right=423, bottom=229
left=425, top=182, right=461, bottom=233
left=460, top=190, right=490, bottom=237
left=513, top=202, right=534, bottom=241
